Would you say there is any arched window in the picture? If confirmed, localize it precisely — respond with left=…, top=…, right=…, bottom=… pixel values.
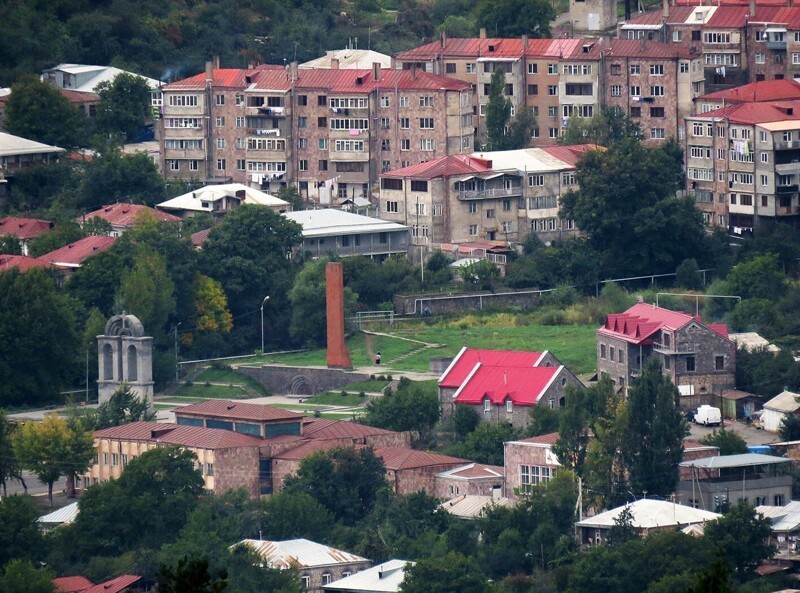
left=127, top=345, right=138, bottom=381
left=103, top=343, right=114, bottom=380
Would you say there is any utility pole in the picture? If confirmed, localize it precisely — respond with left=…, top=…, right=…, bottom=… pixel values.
left=261, top=295, right=270, bottom=354
left=174, top=322, right=182, bottom=382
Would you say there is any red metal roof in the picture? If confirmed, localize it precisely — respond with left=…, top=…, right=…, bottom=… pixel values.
left=165, top=68, right=251, bottom=90
left=675, top=0, right=787, bottom=5
left=79, top=203, right=180, bottom=227
left=0, top=216, right=53, bottom=240
left=191, top=227, right=212, bottom=247
left=95, top=421, right=265, bottom=449
left=37, top=235, right=116, bottom=267
left=83, top=575, right=141, bottom=593
left=301, top=418, right=396, bottom=440
left=53, top=576, right=94, bottom=593
left=538, top=144, right=599, bottom=167
left=699, top=79, right=800, bottom=103
left=58, top=89, right=99, bottom=103
left=439, top=348, right=546, bottom=389
left=176, top=399, right=304, bottom=422
left=598, top=303, right=730, bottom=344
left=623, top=5, right=696, bottom=25
left=375, top=446, right=466, bottom=470
left=517, top=432, right=560, bottom=445
left=453, top=365, right=561, bottom=406
left=694, top=100, right=800, bottom=124
left=582, top=38, right=699, bottom=60
left=396, top=37, right=584, bottom=61
left=382, top=154, right=494, bottom=179
left=0, top=254, right=49, bottom=273
left=439, top=462, right=504, bottom=479
left=272, top=439, right=349, bottom=460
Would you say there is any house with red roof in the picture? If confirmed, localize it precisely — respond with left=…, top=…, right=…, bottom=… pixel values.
left=0, top=254, right=49, bottom=273
left=375, top=446, right=469, bottom=495
left=77, top=203, right=181, bottom=237
left=36, top=235, right=116, bottom=279
left=0, top=216, right=53, bottom=254
left=433, top=462, right=505, bottom=499
left=160, top=61, right=472, bottom=204
left=378, top=145, right=597, bottom=246
left=53, top=574, right=144, bottom=593
left=438, top=347, right=582, bottom=429
left=597, top=302, right=735, bottom=401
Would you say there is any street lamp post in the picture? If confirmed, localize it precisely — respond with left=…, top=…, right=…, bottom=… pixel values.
left=174, top=322, right=182, bottom=382
left=261, top=295, right=270, bottom=355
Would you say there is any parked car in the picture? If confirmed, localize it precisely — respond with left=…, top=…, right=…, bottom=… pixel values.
left=693, top=405, right=722, bottom=426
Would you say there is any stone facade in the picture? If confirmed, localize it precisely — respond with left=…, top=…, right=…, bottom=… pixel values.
left=237, top=365, right=371, bottom=395
left=393, top=288, right=545, bottom=316
left=96, top=313, right=154, bottom=407
left=301, top=562, right=373, bottom=593
left=503, top=436, right=561, bottom=501
left=433, top=465, right=505, bottom=499
left=385, top=463, right=466, bottom=496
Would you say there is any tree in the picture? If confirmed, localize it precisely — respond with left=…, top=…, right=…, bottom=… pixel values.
left=75, top=148, right=166, bottom=211
left=95, top=73, right=153, bottom=142
left=621, top=358, right=685, bottom=499
left=361, top=378, right=440, bottom=441
left=0, top=560, right=55, bottom=593
left=259, top=492, right=334, bottom=542
left=0, top=235, right=22, bottom=255
left=455, top=422, right=517, bottom=466
left=288, top=258, right=357, bottom=348
left=676, top=258, right=703, bottom=291
left=225, top=545, right=301, bottom=593
left=703, top=501, right=775, bottom=578
left=69, top=446, right=204, bottom=556
left=400, top=552, right=489, bottom=593
left=4, top=74, right=85, bottom=148
left=159, top=557, right=227, bottom=593
left=188, top=274, right=233, bottom=355
left=685, top=553, right=735, bottom=593
left=282, top=447, right=388, bottom=525
left=27, top=220, right=85, bottom=258
left=457, top=259, right=500, bottom=290
left=606, top=505, right=638, bottom=548
left=700, top=428, right=748, bottom=456
left=276, top=186, right=303, bottom=211
left=780, top=413, right=800, bottom=441
left=475, top=0, right=555, bottom=37
left=13, top=415, right=94, bottom=504
left=453, top=405, right=480, bottom=440
left=724, top=254, right=788, bottom=301
left=0, top=410, right=22, bottom=496
left=485, top=68, right=511, bottom=150
left=526, top=405, right=561, bottom=437
left=94, top=384, right=155, bottom=428
left=506, top=107, right=538, bottom=150
left=117, top=249, right=176, bottom=337
left=0, top=495, right=45, bottom=567
left=559, top=107, right=643, bottom=147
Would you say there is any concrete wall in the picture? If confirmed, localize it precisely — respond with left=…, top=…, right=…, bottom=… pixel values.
left=238, top=365, right=371, bottom=395
left=433, top=474, right=504, bottom=499
left=393, top=288, right=543, bottom=316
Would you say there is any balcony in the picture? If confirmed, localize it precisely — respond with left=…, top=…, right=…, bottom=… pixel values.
left=246, top=105, right=286, bottom=117
left=777, top=184, right=799, bottom=195
left=164, top=148, right=205, bottom=160
left=247, top=128, right=281, bottom=137
left=457, top=187, right=522, bottom=200
left=775, top=161, right=800, bottom=175
left=652, top=342, right=697, bottom=354
left=330, top=151, right=370, bottom=163
left=774, top=140, right=800, bottom=151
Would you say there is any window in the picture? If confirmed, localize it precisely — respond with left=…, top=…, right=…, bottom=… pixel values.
left=547, top=85, right=558, bottom=95
left=380, top=95, right=390, bottom=108
left=235, top=137, right=245, bottom=149
left=206, top=463, right=214, bottom=476
left=775, top=494, right=785, bottom=506
left=189, top=160, right=199, bottom=171
left=380, top=117, right=390, bottom=129
left=319, top=159, right=327, bottom=171
left=650, top=128, right=665, bottom=139
left=167, top=160, right=179, bottom=171
left=469, top=224, right=478, bottom=236
left=216, top=159, right=226, bottom=171
left=630, top=64, right=641, bottom=75
left=400, top=139, right=410, bottom=151
left=650, top=64, right=664, bottom=75
left=650, top=107, right=665, bottom=118
left=411, top=180, right=428, bottom=192
left=334, top=140, right=365, bottom=152
left=299, top=159, right=308, bottom=171
left=549, top=127, right=559, bottom=138
left=506, top=399, right=513, bottom=413
left=400, top=96, right=409, bottom=107
left=630, top=107, right=641, bottom=117
left=322, top=574, right=332, bottom=586
left=548, top=106, right=557, bottom=117
left=686, top=356, right=696, bottom=372
left=385, top=201, right=399, bottom=213
left=381, top=139, right=390, bottom=151
left=548, top=63, right=558, bottom=74
left=618, top=349, right=624, bottom=363
left=400, top=117, right=410, bottom=129
left=301, top=577, right=310, bottom=590
left=419, top=96, right=434, bottom=107
left=674, top=31, right=683, bottom=42
left=761, top=174, right=769, bottom=187
left=298, top=138, right=308, bottom=149
left=419, top=117, right=434, bottom=129
left=468, top=202, right=477, bottom=214
left=600, top=344, right=606, bottom=359
left=715, top=356, right=725, bottom=371
left=680, top=61, right=689, bottom=73
left=503, top=198, right=512, bottom=211
left=318, top=116, right=327, bottom=128
left=486, top=208, right=495, bottom=219
left=761, top=152, right=769, bottom=163
left=466, top=63, right=476, bottom=73
left=610, top=346, right=615, bottom=360
left=528, top=174, right=544, bottom=186
left=562, top=172, right=576, bottom=185
left=611, top=85, right=622, bottom=96
left=610, top=64, right=622, bottom=75
left=692, top=30, right=701, bottom=41
left=650, top=86, right=665, bottom=96
left=168, top=95, right=199, bottom=106
left=296, top=94, right=307, bottom=106
left=319, top=138, right=328, bottom=150
left=756, top=52, right=765, bottom=64
left=421, top=138, right=435, bottom=151
left=235, top=116, right=245, bottom=128
left=298, top=116, right=307, bottom=128
left=433, top=203, right=443, bottom=217
left=528, top=84, right=539, bottom=95
left=484, top=398, right=491, bottom=412
left=528, top=63, right=538, bottom=74
left=630, top=85, right=641, bottom=97
left=215, top=116, right=225, bottom=127
left=236, top=159, right=245, bottom=171
left=793, top=53, right=800, bottom=65
left=112, top=453, right=119, bottom=466
left=703, top=32, right=731, bottom=44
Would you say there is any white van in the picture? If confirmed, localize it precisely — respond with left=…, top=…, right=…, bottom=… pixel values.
left=693, top=405, right=722, bottom=426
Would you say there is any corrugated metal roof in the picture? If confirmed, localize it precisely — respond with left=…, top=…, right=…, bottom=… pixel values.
left=94, top=421, right=265, bottom=450
left=79, top=203, right=180, bottom=227
left=576, top=499, right=721, bottom=529
left=382, top=155, right=494, bottom=180
left=439, top=348, right=546, bottom=388
left=324, top=559, right=413, bottom=592
left=436, top=463, right=504, bottom=479
left=679, top=452, right=791, bottom=468
left=598, top=303, right=730, bottom=345
left=452, top=364, right=562, bottom=406
left=0, top=132, right=65, bottom=158
left=764, top=391, right=800, bottom=413
left=0, top=217, right=52, bottom=240
left=580, top=38, right=698, bottom=60
left=83, top=575, right=141, bottom=593
left=538, top=144, right=599, bottom=167
left=440, top=495, right=515, bottom=519
left=704, top=5, right=750, bottom=27
left=43, top=64, right=160, bottom=91
left=756, top=501, right=800, bottom=532
left=699, top=79, right=800, bottom=103
left=283, top=209, right=408, bottom=238
left=37, top=235, right=116, bottom=267
left=375, top=446, right=466, bottom=470
left=176, top=399, right=304, bottom=422
left=191, top=227, right=211, bottom=247
left=301, top=49, right=393, bottom=70
left=158, top=183, right=289, bottom=213
left=53, top=576, right=94, bottom=593
left=58, top=89, right=99, bottom=103
left=0, top=255, right=49, bottom=273
left=692, top=100, right=800, bottom=125
left=302, top=418, right=396, bottom=440
left=165, top=68, right=250, bottom=90
left=272, top=439, right=347, bottom=460
left=396, top=37, right=584, bottom=61
left=236, top=539, right=369, bottom=569
left=623, top=5, right=696, bottom=25
left=511, top=432, right=560, bottom=446
left=39, top=501, right=79, bottom=525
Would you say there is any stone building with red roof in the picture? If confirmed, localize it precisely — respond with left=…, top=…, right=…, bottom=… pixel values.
left=503, top=433, right=562, bottom=500
left=159, top=61, right=472, bottom=203
left=597, top=302, right=735, bottom=401
left=77, top=203, right=181, bottom=237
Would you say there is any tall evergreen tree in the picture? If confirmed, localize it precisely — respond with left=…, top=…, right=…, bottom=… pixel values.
left=486, top=68, right=511, bottom=150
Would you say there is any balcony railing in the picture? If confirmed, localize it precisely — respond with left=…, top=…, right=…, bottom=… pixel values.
left=652, top=342, right=697, bottom=354
left=457, top=187, right=522, bottom=200
left=776, top=162, right=800, bottom=174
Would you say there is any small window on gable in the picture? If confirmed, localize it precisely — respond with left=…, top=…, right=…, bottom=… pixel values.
left=506, top=399, right=513, bottom=413
left=484, top=398, right=491, bottom=413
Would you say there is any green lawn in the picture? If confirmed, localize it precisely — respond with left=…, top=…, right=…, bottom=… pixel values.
left=339, top=379, right=391, bottom=392
left=194, top=367, right=270, bottom=396
left=304, top=392, right=369, bottom=406
left=174, top=383, right=253, bottom=399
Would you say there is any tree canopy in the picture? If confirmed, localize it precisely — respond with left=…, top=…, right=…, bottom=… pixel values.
left=94, top=73, right=153, bottom=143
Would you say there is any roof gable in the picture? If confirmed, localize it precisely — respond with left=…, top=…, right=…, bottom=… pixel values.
left=439, top=347, right=546, bottom=388
left=452, top=364, right=562, bottom=406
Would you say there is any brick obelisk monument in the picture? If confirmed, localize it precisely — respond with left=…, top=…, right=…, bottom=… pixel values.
left=326, top=261, right=353, bottom=369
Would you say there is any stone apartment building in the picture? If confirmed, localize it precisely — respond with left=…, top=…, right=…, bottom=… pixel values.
left=597, top=302, right=736, bottom=400
left=503, top=433, right=562, bottom=500
left=684, top=92, right=800, bottom=233
left=160, top=62, right=472, bottom=203
left=378, top=144, right=595, bottom=245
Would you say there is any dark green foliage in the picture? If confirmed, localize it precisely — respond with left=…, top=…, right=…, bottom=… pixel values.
left=225, top=545, right=301, bottom=593
left=361, top=378, right=440, bottom=439
left=559, top=107, right=643, bottom=147
left=780, top=413, right=800, bottom=442
left=685, top=554, right=735, bottom=593
left=0, top=559, right=55, bottom=593
left=703, top=502, right=776, bottom=578
left=454, top=422, right=517, bottom=466
left=282, top=447, right=388, bottom=526
left=94, top=384, right=155, bottom=428
left=606, top=505, right=637, bottom=548
left=475, top=0, right=555, bottom=37
left=159, top=557, right=227, bottom=593
left=0, top=496, right=45, bottom=568
left=400, top=552, right=489, bottom=593
left=453, top=405, right=481, bottom=440
left=526, top=405, right=561, bottom=437
left=27, top=220, right=85, bottom=258
left=0, top=235, right=22, bottom=255
left=342, top=255, right=420, bottom=310
left=676, top=258, right=703, bottom=290
left=724, top=254, right=788, bottom=301
left=700, top=428, right=749, bottom=456
left=74, top=149, right=166, bottom=211
left=485, top=68, right=511, bottom=151
left=259, top=492, right=334, bottom=542
left=553, top=378, right=612, bottom=477
left=736, top=347, right=800, bottom=398
left=4, top=75, right=85, bottom=148
left=0, top=410, right=22, bottom=496
left=94, top=73, right=153, bottom=143
left=0, top=269, right=79, bottom=406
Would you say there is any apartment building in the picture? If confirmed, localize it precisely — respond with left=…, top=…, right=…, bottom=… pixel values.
left=684, top=96, right=800, bottom=233
left=160, top=62, right=472, bottom=202
left=378, top=145, right=595, bottom=245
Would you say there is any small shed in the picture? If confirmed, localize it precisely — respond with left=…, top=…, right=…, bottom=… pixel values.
left=763, top=391, right=800, bottom=432
left=720, top=389, right=763, bottom=420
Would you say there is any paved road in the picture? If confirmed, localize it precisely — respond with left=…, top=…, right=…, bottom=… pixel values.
left=688, top=419, right=778, bottom=446
left=2, top=471, right=68, bottom=498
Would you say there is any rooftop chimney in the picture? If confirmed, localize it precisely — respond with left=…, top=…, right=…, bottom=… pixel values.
left=479, top=27, right=487, bottom=39
left=290, top=61, right=299, bottom=83
left=662, top=0, right=669, bottom=18
left=441, top=29, right=447, bottom=48
left=205, top=60, right=214, bottom=83
left=749, top=0, right=756, bottom=16
left=214, top=55, right=220, bottom=68
left=372, top=62, right=381, bottom=82
left=331, top=58, right=340, bottom=70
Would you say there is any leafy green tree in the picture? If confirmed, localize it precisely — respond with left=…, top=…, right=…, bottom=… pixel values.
left=342, top=256, right=419, bottom=310
left=437, top=15, right=477, bottom=37
left=117, top=250, right=176, bottom=337
left=485, top=68, right=511, bottom=151
left=226, top=545, right=301, bottom=593
left=288, top=258, right=358, bottom=348
left=457, top=259, right=500, bottom=290
left=724, top=254, right=788, bottom=301
left=676, top=258, right=703, bottom=290
left=0, top=410, right=22, bottom=496
left=361, top=378, right=440, bottom=441
left=0, top=495, right=44, bottom=567
left=27, top=220, right=85, bottom=258
left=0, top=559, right=55, bottom=593
left=4, top=75, right=85, bottom=148
left=525, top=405, right=561, bottom=437
left=95, top=73, right=153, bottom=142
left=685, top=553, right=735, bottom=593
left=400, top=552, right=489, bottom=593
left=200, top=205, right=302, bottom=348
left=606, top=505, right=638, bottom=548
left=475, top=0, right=555, bottom=37
left=188, top=274, right=233, bottom=354
left=0, top=235, right=22, bottom=255
left=736, top=348, right=800, bottom=399
left=453, top=405, right=480, bottom=440
left=259, top=492, right=334, bottom=542
left=703, top=501, right=775, bottom=578
left=282, top=447, right=388, bottom=526
left=454, top=421, right=516, bottom=466
left=780, top=413, right=800, bottom=441
left=700, top=428, right=748, bottom=456
left=94, top=384, right=155, bottom=428
left=159, top=557, right=227, bottom=593
left=69, top=446, right=204, bottom=557
left=75, top=149, right=166, bottom=211
left=506, top=107, right=538, bottom=150
left=559, top=107, right=643, bottom=147
left=621, top=358, right=685, bottom=499
left=13, top=415, right=94, bottom=504
left=276, top=186, right=303, bottom=211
